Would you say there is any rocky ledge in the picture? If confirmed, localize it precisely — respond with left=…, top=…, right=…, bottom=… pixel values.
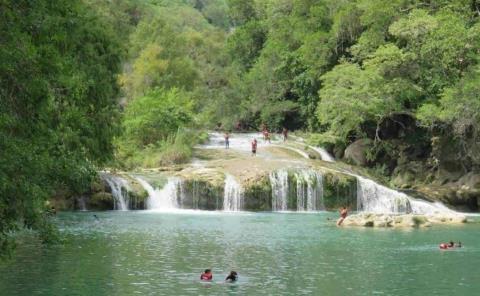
left=341, top=212, right=467, bottom=228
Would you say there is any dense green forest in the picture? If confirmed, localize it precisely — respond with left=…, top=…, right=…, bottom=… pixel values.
left=106, top=0, right=480, bottom=181
left=2, top=0, right=480, bottom=254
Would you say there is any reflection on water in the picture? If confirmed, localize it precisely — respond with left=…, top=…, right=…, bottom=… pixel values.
left=1, top=211, right=480, bottom=296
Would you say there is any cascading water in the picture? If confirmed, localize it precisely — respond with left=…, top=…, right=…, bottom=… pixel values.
left=223, top=174, right=243, bottom=211
left=77, top=196, right=87, bottom=211
left=101, top=174, right=130, bottom=211
left=191, top=180, right=200, bottom=209
left=135, top=177, right=182, bottom=210
left=269, top=170, right=289, bottom=211
left=295, top=170, right=324, bottom=211
left=356, top=176, right=456, bottom=215
left=308, top=146, right=335, bottom=162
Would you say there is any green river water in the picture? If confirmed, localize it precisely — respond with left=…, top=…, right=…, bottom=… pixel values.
left=1, top=211, right=479, bottom=296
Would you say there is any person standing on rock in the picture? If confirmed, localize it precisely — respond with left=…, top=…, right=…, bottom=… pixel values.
left=337, top=206, right=348, bottom=226
left=251, top=138, right=257, bottom=156
left=225, top=132, right=230, bottom=149
left=264, top=130, right=271, bottom=144
left=282, top=127, right=288, bottom=142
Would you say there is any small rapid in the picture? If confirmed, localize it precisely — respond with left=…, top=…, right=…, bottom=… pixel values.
left=307, top=146, right=335, bottom=162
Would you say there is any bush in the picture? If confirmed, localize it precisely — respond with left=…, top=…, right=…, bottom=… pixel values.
left=116, top=129, right=204, bottom=169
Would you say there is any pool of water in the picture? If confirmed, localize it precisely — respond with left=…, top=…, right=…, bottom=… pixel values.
left=1, top=211, right=479, bottom=295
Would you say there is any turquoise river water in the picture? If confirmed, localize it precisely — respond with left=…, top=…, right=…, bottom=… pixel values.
left=1, top=211, right=479, bottom=296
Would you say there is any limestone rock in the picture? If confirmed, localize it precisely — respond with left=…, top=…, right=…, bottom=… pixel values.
left=342, top=212, right=465, bottom=228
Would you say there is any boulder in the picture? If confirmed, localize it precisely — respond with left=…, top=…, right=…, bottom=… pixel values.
left=456, top=172, right=480, bottom=189
left=344, top=139, right=373, bottom=166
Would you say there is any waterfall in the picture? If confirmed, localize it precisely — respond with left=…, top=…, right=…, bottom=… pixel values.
left=223, top=174, right=243, bottom=211
left=356, top=176, right=455, bottom=215
left=295, top=170, right=324, bottom=211
left=192, top=180, right=200, bottom=209
left=77, top=196, right=87, bottom=211
left=101, top=174, right=130, bottom=211
left=135, top=177, right=181, bottom=210
left=269, top=170, right=289, bottom=211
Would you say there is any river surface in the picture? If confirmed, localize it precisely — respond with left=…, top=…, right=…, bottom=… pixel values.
left=1, top=211, right=479, bottom=296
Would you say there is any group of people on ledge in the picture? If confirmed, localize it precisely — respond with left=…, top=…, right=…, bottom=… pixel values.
left=200, top=269, right=238, bottom=283
left=223, top=125, right=289, bottom=157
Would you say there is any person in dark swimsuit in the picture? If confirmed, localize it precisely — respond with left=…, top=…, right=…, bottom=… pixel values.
left=200, top=269, right=213, bottom=281
left=251, top=138, right=257, bottom=156
left=225, top=271, right=238, bottom=282
left=337, top=207, right=348, bottom=226
left=224, top=132, right=230, bottom=149
left=282, top=128, right=288, bottom=142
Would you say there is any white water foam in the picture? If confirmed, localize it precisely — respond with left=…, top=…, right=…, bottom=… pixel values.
left=135, top=177, right=181, bottom=210
left=200, top=132, right=267, bottom=151
left=270, top=170, right=289, bottom=211
left=101, top=174, right=130, bottom=211
left=356, top=176, right=456, bottom=215
left=295, top=170, right=324, bottom=211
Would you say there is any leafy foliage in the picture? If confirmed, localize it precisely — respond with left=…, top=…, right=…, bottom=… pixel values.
left=0, top=0, right=122, bottom=256
left=121, top=88, right=193, bottom=147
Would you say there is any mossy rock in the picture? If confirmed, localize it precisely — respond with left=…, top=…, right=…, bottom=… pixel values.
left=89, top=192, right=114, bottom=210
left=322, top=172, right=357, bottom=210
left=182, top=179, right=224, bottom=210
left=244, top=175, right=272, bottom=211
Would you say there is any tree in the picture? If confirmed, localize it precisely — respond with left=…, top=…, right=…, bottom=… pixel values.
left=121, top=88, right=194, bottom=147
left=0, top=0, right=122, bottom=256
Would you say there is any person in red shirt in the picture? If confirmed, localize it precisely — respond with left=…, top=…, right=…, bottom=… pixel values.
left=200, top=269, right=212, bottom=281
left=251, top=138, right=257, bottom=156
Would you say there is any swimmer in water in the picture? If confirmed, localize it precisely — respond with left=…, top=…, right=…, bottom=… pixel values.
left=200, top=269, right=213, bottom=281
left=439, top=241, right=458, bottom=249
left=225, top=271, right=238, bottom=282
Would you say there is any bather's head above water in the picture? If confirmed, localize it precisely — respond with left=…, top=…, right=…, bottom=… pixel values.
left=226, top=271, right=238, bottom=282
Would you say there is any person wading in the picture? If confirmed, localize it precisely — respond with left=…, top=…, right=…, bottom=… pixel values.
left=282, top=127, right=288, bottom=142
left=224, top=132, right=230, bottom=149
left=336, top=206, right=348, bottom=226
left=251, top=138, right=257, bottom=156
